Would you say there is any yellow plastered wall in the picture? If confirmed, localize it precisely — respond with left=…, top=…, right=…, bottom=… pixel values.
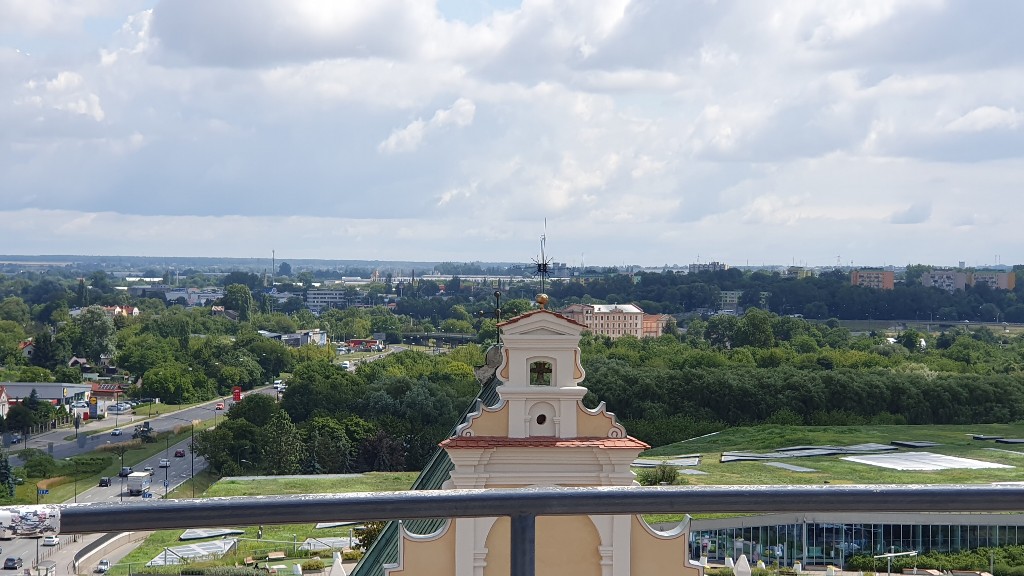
left=575, top=404, right=618, bottom=437
left=483, top=516, right=602, bottom=576
left=630, top=516, right=701, bottom=575
left=465, top=403, right=510, bottom=437
left=386, top=523, right=456, bottom=576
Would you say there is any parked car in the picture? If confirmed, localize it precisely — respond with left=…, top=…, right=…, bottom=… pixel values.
left=118, top=466, right=133, bottom=477
left=4, top=557, right=22, bottom=570
left=159, top=459, right=171, bottom=468
left=174, top=449, right=186, bottom=457
left=98, top=477, right=111, bottom=487
left=41, top=536, right=59, bottom=546
left=215, top=402, right=225, bottom=410
left=95, top=560, right=110, bottom=573
left=110, top=428, right=122, bottom=436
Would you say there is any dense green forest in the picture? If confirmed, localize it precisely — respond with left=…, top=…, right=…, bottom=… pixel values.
left=195, top=348, right=482, bottom=476
left=579, top=310, right=1024, bottom=446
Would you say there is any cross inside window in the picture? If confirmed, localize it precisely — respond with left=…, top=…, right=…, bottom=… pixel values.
left=529, top=361, right=552, bottom=386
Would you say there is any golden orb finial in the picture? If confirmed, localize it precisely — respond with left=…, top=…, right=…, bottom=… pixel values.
left=535, top=293, right=549, bottom=309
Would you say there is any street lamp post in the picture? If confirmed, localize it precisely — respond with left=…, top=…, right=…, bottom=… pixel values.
left=119, top=450, right=125, bottom=503
left=189, top=424, right=194, bottom=497
left=64, top=458, right=78, bottom=504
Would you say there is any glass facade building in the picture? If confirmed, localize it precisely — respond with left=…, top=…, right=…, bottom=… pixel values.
left=688, top=513, right=1024, bottom=568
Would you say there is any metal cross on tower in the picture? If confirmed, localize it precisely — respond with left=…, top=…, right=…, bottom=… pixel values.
left=532, top=220, right=552, bottom=294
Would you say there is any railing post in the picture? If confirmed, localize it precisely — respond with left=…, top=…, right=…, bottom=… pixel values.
left=510, top=514, right=536, bottom=576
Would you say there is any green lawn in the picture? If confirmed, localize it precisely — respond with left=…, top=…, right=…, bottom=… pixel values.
left=641, top=423, right=1024, bottom=486
left=207, top=472, right=419, bottom=497
left=638, top=423, right=1024, bottom=524
left=164, top=469, right=220, bottom=500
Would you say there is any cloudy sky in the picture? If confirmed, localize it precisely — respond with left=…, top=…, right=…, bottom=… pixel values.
left=2, top=1, right=1022, bottom=268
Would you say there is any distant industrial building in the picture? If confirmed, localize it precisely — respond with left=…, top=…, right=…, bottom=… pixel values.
left=688, top=261, right=729, bottom=274
left=257, top=328, right=329, bottom=347
left=0, top=383, right=93, bottom=408
left=850, top=269, right=895, bottom=290
left=305, top=289, right=363, bottom=311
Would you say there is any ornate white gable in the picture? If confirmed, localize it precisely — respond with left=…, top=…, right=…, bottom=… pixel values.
left=492, top=309, right=588, bottom=438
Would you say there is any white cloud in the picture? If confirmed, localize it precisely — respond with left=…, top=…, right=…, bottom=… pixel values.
left=3, top=1, right=1024, bottom=266
left=378, top=98, right=476, bottom=154
left=946, top=106, right=1024, bottom=133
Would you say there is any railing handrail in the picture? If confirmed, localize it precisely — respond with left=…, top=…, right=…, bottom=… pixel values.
left=51, top=484, right=1024, bottom=534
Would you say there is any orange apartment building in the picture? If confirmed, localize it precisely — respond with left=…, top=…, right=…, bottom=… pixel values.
left=850, top=269, right=895, bottom=290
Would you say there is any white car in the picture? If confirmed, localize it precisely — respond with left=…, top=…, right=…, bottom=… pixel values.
left=159, top=459, right=170, bottom=468
left=110, top=428, right=122, bottom=436
left=41, top=536, right=59, bottom=546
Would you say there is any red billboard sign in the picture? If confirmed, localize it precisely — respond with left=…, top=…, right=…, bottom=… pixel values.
left=232, top=386, right=242, bottom=402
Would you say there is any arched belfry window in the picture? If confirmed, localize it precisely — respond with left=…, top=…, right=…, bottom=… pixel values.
left=529, top=361, right=553, bottom=386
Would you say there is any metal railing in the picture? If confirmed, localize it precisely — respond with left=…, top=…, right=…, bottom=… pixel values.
left=48, top=484, right=1024, bottom=576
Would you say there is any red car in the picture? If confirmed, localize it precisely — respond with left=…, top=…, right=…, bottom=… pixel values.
left=174, top=449, right=186, bottom=457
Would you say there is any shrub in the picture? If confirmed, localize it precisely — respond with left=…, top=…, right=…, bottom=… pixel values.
left=354, top=522, right=386, bottom=550
left=36, top=476, right=70, bottom=489
left=180, top=568, right=264, bottom=576
left=636, top=464, right=681, bottom=486
left=301, top=559, right=324, bottom=571
left=342, top=550, right=363, bottom=561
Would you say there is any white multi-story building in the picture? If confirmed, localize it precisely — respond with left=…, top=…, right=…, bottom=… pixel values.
left=920, top=270, right=969, bottom=292
left=559, top=303, right=645, bottom=339
left=304, top=289, right=362, bottom=310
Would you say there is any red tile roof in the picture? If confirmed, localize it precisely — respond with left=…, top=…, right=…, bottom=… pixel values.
left=441, top=435, right=649, bottom=450
left=498, top=309, right=589, bottom=329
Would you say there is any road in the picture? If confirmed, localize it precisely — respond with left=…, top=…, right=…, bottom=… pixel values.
left=3, top=436, right=204, bottom=573
left=0, top=393, right=249, bottom=572
left=14, top=392, right=264, bottom=465
left=5, top=384, right=312, bottom=573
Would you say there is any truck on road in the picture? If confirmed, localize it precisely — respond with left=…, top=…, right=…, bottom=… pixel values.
left=126, top=471, right=151, bottom=496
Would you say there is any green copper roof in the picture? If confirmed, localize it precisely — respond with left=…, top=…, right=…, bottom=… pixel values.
left=350, top=369, right=502, bottom=576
